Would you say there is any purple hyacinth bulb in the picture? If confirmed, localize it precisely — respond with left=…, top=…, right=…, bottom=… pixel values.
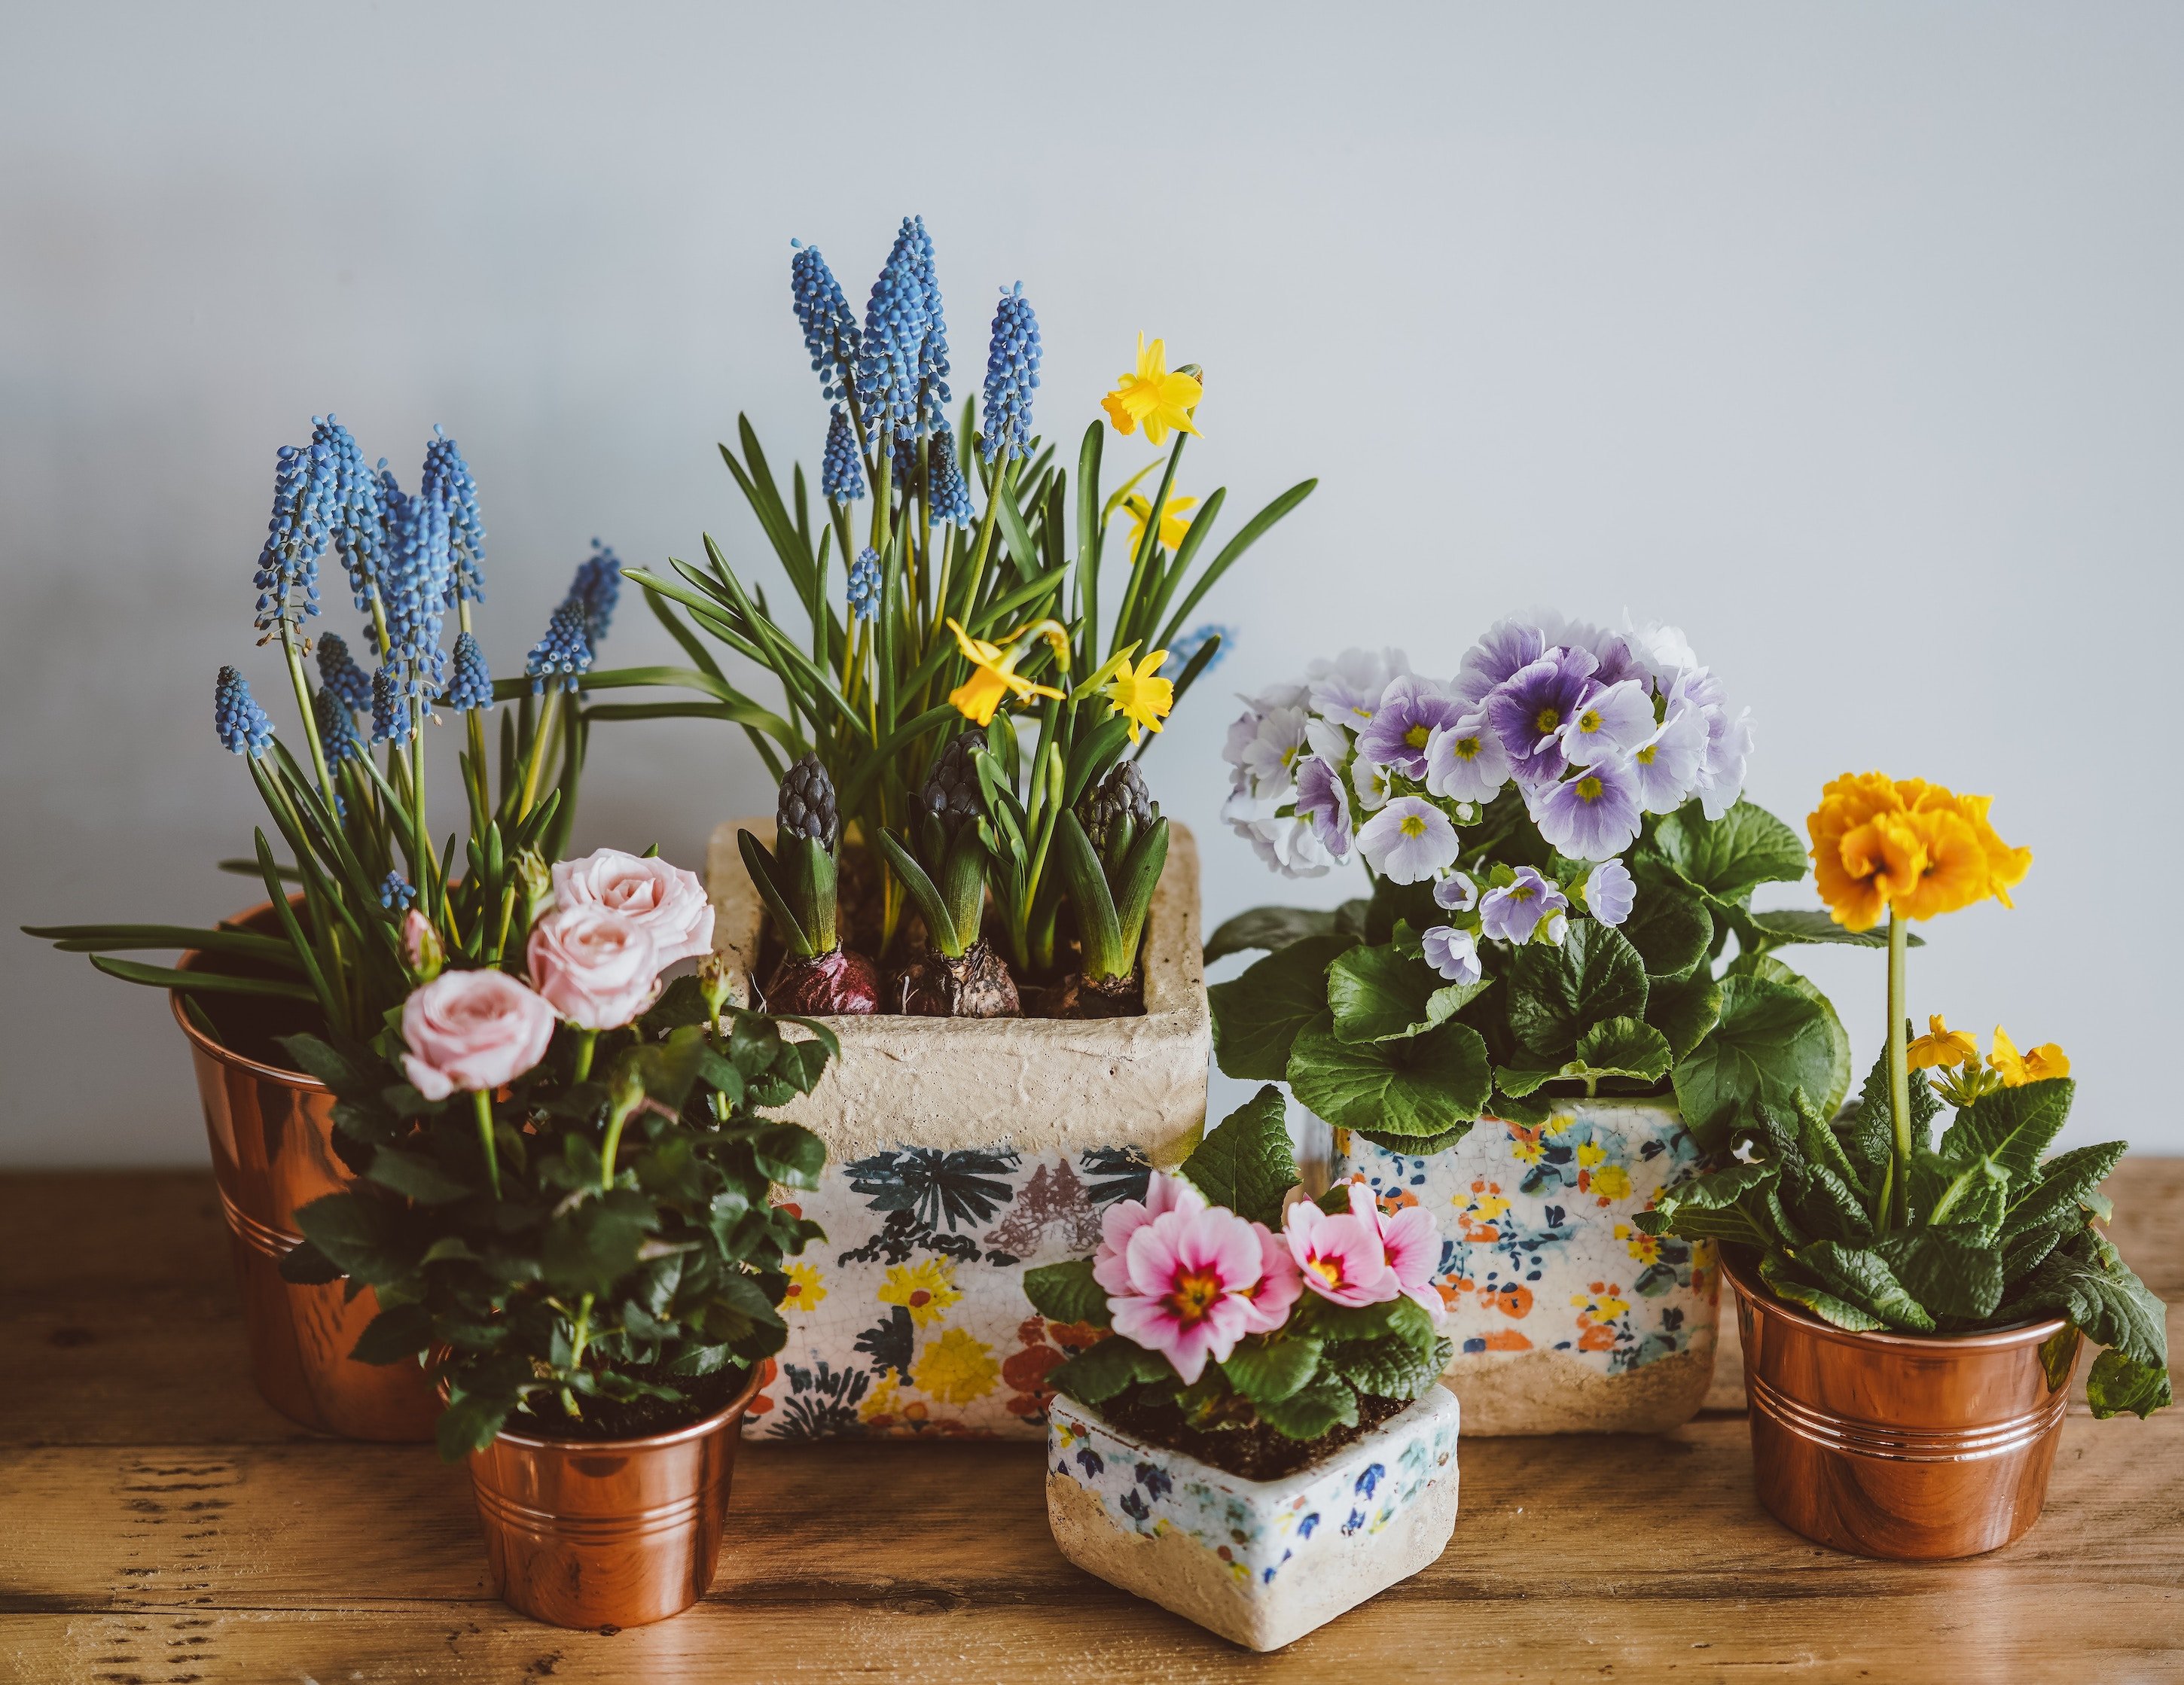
left=1452, top=617, right=1545, bottom=708
left=1483, top=646, right=1600, bottom=788
left=1478, top=867, right=1569, bottom=945
left=1558, top=678, right=1657, bottom=768
left=1355, top=795, right=1460, bottom=885
left=1530, top=758, right=1643, bottom=861
left=1422, top=925, right=1483, bottom=986
left=1424, top=712, right=1512, bottom=804
left=1583, top=858, right=1636, bottom=927
left=1295, top=754, right=1354, bottom=859
left=1354, top=675, right=1466, bottom=779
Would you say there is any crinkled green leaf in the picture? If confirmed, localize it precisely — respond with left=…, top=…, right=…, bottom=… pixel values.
left=1645, top=970, right=1722, bottom=1062
left=1652, top=799, right=1807, bottom=906
left=1179, top=1085, right=1300, bottom=1228
left=1636, top=1159, right=1777, bottom=1247
left=1288, top=1017, right=1491, bottom=1139
left=1671, top=975, right=1838, bottom=1149
left=1209, top=934, right=1356, bottom=1080
left=1759, top=1250, right=1889, bottom=1331
left=1254, top=1373, right=1359, bottom=1440
left=1022, top=1258, right=1112, bottom=1328
left=1570, top=1016, right=1673, bottom=1084
left=2004, top=1141, right=2128, bottom=1238
left=1871, top=1226, right=2003, bottom=1323
left=1940, top=1079, right=2074, bottom=1181
left=2003, top=1237, right=2168, bottom=1376
left=1505, top=922, right=1649, bottom=1061
left=1049, top=1333, right=1171, bottom=1404
left=1621, top=879, right=1712, bottom=981
left=2088, top=1348, right=2173, bottom=1419
left=1220, top=1333, right=1324, bottom=1405
left=1322, top=1333, right=1447, bottom=1401
left=1327, top=944, right=1464, bottom=1044
left=1797, top=1241, right=1936, bottom=1332
left=1735, top=955, right=1852, bottom=1118
left=1743, top=908, right=1921, bottom=949
left=1204, top=906, right=1341, bottom=964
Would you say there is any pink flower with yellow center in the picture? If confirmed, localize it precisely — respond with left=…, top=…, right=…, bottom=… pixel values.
left=1282, top=1199, right=1399, bottom=1309
left=1342, top=1182, right=1448, bottom=1322
left=1108, top=1205, right=1267, bottom=1383
left=1091, top=1171, right=1207, bottom=1295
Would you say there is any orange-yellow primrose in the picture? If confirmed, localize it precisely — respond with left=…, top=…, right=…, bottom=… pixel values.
left=1907, top=1014, right=1979, bottom=1071
left=1989, top=1026, right=2070, bottom=1086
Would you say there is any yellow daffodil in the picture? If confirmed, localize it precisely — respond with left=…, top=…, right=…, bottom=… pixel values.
left=1100, top=334, right=1203, bottom=444
left=1123, top=492, right=1197, bottom=556
left=1990, top=1026, right=2070, bottom=1086
left=1907, top=1014, right=1979, bottom=1071
left=944, top=617, right=1065, bottom=727
left=1103, top=644, right=1174, bottom=742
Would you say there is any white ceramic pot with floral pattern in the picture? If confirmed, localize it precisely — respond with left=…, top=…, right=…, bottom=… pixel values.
left=1332, top=1097, right=1719, bottom=1434
left=710, top=821, right=1211, bottom=1440
left=1046, top=1386, right=1461, bottom=1651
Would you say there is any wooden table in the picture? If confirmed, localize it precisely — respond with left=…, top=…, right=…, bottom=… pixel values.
left=3, top=1165, right=2179, bottom=1684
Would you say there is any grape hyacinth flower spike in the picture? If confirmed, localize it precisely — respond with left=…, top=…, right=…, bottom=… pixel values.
left=822, top=406, right=866, bottom=503
left=313, top=684, right=361, bottom=765
left=379, top=871, right=417, bottom=912
left=422, top=426, right=486, bottom=608
left=570, top=540, right=621, bottom=646
left=856, top=216, right=930, bottom=440
left=789, top=238, right=862, bottom=404
left=371, top=664, right=413, bottom=746
left=526, top=599, right=592, bottom=695
left=316, top=416, right=385, bottom=617
left=441, top=631, right=494, bottom=713
left=214, top=666, right=274, bottom=757
left=846, top=549, right=882, bottom=623
left=908, top=214, right=950, bottom=437
left=252, top=435, right=335, bottom=639
left=316, top=632, right=373, bottom=714
left=981, top=282, right=1041, bottom=463
left=926, top=419, right=977, bottom=527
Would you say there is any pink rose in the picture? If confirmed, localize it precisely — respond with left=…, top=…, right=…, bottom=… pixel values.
left=400, top=970, right=557, bottom=1101
left=526, top=905, right=660, bottom=1030
left=551, top=848, right=715, bottom=968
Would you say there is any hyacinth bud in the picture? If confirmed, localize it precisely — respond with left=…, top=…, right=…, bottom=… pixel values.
left=401, top=909, right=445, bottom=983
left=1077, top=761, right=1158, bottom=861
left=777, top=754, right=840, bottom=852
left=920, top=731, right=984, bottom=848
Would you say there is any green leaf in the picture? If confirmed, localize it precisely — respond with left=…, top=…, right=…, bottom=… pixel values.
left=2087, top=1349, right=2174, bottom=1419
left=541, top=1194, right=653, bottom=1294
left=1322, top=1333, right=1447, bottom=1401
left=276, top=1239, right=343, bottom=1284
left=1734, top=955, right=1853, bottom=1118
left=1636, top=1160, right=1776, bottom=1248
left=1049, top=1334, right=1171, bottom=1404
left=1939, top=1079, right=2074, bottom=1181
left=1493, top=1064, right=1557, bottom=1098
left=1179, top=1086, right=1300, bottom=1228
left=1652, top=799, right=1807, bottom=906
left=1504, top=922, right=1649, bottom=1062
left=1621, top=882, right=1713, bottom=981
left=1022, top=1259, right=1112, bottom=1328
left=1208, top=934, right=1356, bottom=1081
left=1797, top=1242, right=1937, bottom=1332
left=1220, top=1333, right=1325, bottom=1406
left=1758, top=1251, right=1890, bottom=1332
left=749, top=1123, right=826, bottom=1190
left=2004, top=1239, right=2169, bottom=1376
left=1288, top=1018, right=1492, bottom=1140
left=1871, top=1228, right=2004, bottom=1322
left=1204, top=906, right=1340, bottom=964
left=1925, top=1153, right=2011, bottom=1241
left=2003, top=1141, right=2128, bottom=1238
left=363, top=1147, right=473, bottom=1206
left=1646, top=970, right=1722, bottom=1062
left=349, top=1302, right=435, bottom=1366
left=1355, top=1121, right=1478, bottom=1155
left=1326, top=944, right=1475, bottom=1044
left=294, top=1192, right=415, bottom=1287
left=1569, top=1016, right=1673, bottom=1084
left=1254, top=1374, right=1359, bottom=1440
left=1743, top=908, right=1923, bottom=949
left=1670, top=974, right=1839, bottom=1148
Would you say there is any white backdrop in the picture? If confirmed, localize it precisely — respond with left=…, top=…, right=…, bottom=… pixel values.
left=3, top=2, right=2178, bottom=1163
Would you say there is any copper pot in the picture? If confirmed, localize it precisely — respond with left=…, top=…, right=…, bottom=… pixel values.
left=465, top=1366, right=765, bottom=1629
left=174, top=912, right=438, bottom=1441
left=1725, top=1247, right=2081, bottom=1559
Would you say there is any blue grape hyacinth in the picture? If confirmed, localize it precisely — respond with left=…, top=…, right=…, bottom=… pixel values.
left=526, top=599, right=592, bottom=695
left=214, top=666, right=274, bottom=757
left=570, top=540, right=621, bottom=644
left=909, top=215, right=950, bottom=437
left=314, top=683, right=361, bottom=765
left=316, top=417, right=384, bottom=615
left=856, top=218, right=931, bottom=438
left=422, top=426, right=485, bottom=607
left=822, top=406, right=865, bottom=502
left=926, top=421, right=977, bottom=527
left=441, top=631, right=494, bottom=712
left=316, top=632, right=373, bottom=713
left=252, top=434, right=335, bottom=637
left=379, top=871, right=416, bottom=911
left=791, top=239, right=862, bottom=404
left=846, top=548, right=882, bottom=623
left=378, top=478, right=453, bottom=696
left=1170, top=623, right=1233, bottom=675
left=981, top=283, right=1042, bottom=463
left=371, top=663, right=412, bottom=746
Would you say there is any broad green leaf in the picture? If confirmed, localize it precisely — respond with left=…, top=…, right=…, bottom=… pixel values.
left=1743, top=908, right=1923, bottom=949
left=1505, top=922, right=1649, bottom=1061
left=1355, top=1121, right=1478, bottom=1155
left=1621, top=881, right=1712, bottom=981
left=1939, top=1079, right=2074, bottom=1181
left=1734, top=955, right=1852, bottom=1118
left=2003, top=1239, right=2169, bottom=1374
left=1652, top=799, right=1807, bottom=906
left=1670, top=975, right=1838, bottom=1148
left=1926, top=1154, right=2011, bottom=1242
left=1022, top=1259, right=1112, bottom=1328
left=1570, top=1016, right=1673, bottom=1084
left=1846, top=1035, right=1938, bottom=1175
left=1636, top=1159, right=1778, bottom=1248
left=1049, top=1334, right=1171, bottom=1403
left=1179, top=1086, right=1301, bottom=1227
left=1871, top=1227, right=2003, bottom=1322
left=2003, top=1141, right=2128, bottom=1238
left=1209, top=934, right=1356, bottom=1081
left=2088, top=1349, right=2174, bottom=1419
left=364, top=1147, right=473, bottom=1207
left=1493, top=1064, right=1557, bottom=1098
left=1322, top=1333, right=1448, bottom=1401
left=349, top=1302, right=435, bottom=1365
left=1288, top=1018, right=1492, bottom=1140
left=1220, top=1333, right=1324, bottom=1406
left=436, top=1389, right=514, bottom=1461
left=1204, top=905, right=1339, bottom=964
left=1645, top=970, right=1722, bottom=1062
left=1759, top=1251, right=1890, bottom=1331
left=1255, top=1374, right=1359, bottom=1440
left=1327, top=944, right=1479, bottom=1044
left=294, top=1191, right=416, bottom=1287
left=1798, top=1242, right=1936, bottom=1332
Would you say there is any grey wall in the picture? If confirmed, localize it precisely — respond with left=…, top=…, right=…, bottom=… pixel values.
left=4, top=2, right=2178, bottom=1164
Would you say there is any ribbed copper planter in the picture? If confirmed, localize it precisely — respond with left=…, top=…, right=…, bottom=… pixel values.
left=174, top=915, right=438, bottom=1441
left=1725, top=1248, right=2080, bottom=1559
left=465, top=1367, right=765, bottom=1629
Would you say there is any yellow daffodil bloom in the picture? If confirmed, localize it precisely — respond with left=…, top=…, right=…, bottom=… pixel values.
left=1123, top=492, right=1197, bottom=556
left=1907, top=1014, right=1979, bottom=1071
left=1101, top=334, right=1203, bottom=445
left=1808, top=772, right=2030, bottom=928
left=1990, top=1026, right=2070, bottom=1086
left=1103, top=644, right=1174, bottom=742
left=944, top=617, right=1065, bottom=727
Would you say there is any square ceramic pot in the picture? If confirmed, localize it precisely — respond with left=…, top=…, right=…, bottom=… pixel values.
left=1334, top=1097, right=1720, bottom=1434
left=708, top=820, right=1209, bottom=1440
left=1045, top=1386, right=1461, bottom=1651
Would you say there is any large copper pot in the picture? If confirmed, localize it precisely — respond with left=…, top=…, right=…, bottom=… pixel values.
left=174, top=913, right=438, bottom=1441
left=1725, top=1247, right=2080, bottom=1559
left=466, top=1365, right=766, bottom=1628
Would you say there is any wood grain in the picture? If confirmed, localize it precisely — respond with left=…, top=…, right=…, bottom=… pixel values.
left=4, top=1164, right=2179, bottom=1683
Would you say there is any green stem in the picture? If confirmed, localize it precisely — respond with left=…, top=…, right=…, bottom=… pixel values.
left=572, top=1028, right=598, bottom=1084
left=471, top=1088, right=502, bottom=1199
left=1887, top=912, right=1911, bottom=1231
left=276, top=620, right=339, bottom=810
left=517, top=688, right=560, bottom=821
left=562, top=1292, right=593, bottom=1420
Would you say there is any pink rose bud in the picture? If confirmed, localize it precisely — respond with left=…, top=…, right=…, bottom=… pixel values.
left=399, top=970, right=557, bottom=1101
left=401, top=910, right=444, bottom=983
left=550, top=848, right=716, bottom=968
left=526, top=905, right=660, bottom=1031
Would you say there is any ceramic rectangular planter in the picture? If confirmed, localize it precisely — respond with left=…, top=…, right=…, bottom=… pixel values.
left=1333, top=1097, right=1719, bottom=1434
left=1045, top=1386, right=1460, bottom=1651
left=707, top=820, right=1209, bottom=1440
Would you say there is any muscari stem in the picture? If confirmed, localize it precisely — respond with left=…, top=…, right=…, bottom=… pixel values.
left=276, top=620, right=339, bottom=811
left=1887, top=912, right=1911, bottom=1231
left=470, top=1087, right=502, bottom=1199
left=516, top=688, right=560, bottom=821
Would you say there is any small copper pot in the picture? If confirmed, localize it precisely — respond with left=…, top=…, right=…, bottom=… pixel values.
left=1725, top=1248, right=2081, bottom=1559
left=465, top=1366, right=765, bottom=1629
left=174, top=913, right=438, bottom=1441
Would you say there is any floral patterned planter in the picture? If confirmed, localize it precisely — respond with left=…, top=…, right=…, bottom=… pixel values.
left=1333, top=1097, right=1719, bottom=1434
left=1046, top=1386, right=1460, bottom=1650
left=708, top=821, right=1210, bottom=1440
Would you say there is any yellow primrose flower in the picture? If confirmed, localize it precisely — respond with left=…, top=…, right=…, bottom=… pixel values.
left=878, top=1258, right=961, bottom=1327
left=911, top=1327, right=1000, bottom=1405
left=1123, top=492, right=1197, bottom=556
left=945, top=617, right=1065, bottom=727
left=1103, top=645, right=1174, bottom=743
left=1990, top=1026, right=2070, bottom=1086
left=1101, top=334, right=1203, bottom=444
left=779, top=1261, right=827, bottom=1312
left=1907, top=1014, right=1980, bottom=1071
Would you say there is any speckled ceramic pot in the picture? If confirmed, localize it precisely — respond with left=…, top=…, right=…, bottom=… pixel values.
left=1046, top=1387, right=1461, bottom=1651
left=709, top=821, right=1210, bottom=1441
left=1334, top=1097, right=1720, bottom=1434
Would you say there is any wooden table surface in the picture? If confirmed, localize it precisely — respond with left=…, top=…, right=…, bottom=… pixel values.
left=3, top=1163, right=2179, bottom=1685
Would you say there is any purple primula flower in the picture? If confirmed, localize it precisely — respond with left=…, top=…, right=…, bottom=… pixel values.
left=1355, top=796, right=1460, bottom=884
left=1478, top=866, right=1569, bottom=944
left=1295, top=754, right=1354, bottom=859
left=1539, top=612, right=1646, bottom=690
left=1355, top=675, right=1465, bottom=779
left=1698, top=706, right=1753, bottom=820
left=1434, top=870, right=1478, bottom=912
left=1630, top=701, right=1708, bottom=813
left=1483, top=646, right=1599, bottom=787
left=1223, top=788, right=1334, bottom=879
left=1230, top=704, right=1312, bottom=802
left=1559, top=678, right=1657, bottom=766
left=1622, top=616, right=1699, bottom=689
left=1530, top=757, right=1643, bottom=861
left=1541, top=910, right=1569, bottom=946
left=1422, top=925, right=1483, bottom=986
left=1583, top=858, right=1636, bottom=927
left=1452, top=617, right=1545, bottom=707
left=1423, top=712, right=1511, bottom=804
left=1307, top=647, right=1409, bottom=731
